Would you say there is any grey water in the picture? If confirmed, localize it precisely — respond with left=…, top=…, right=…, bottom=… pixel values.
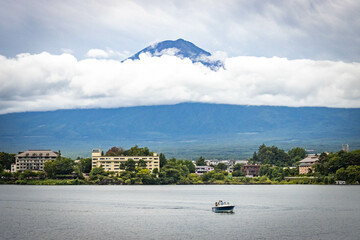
left=0, top=185, right=359, bottom=240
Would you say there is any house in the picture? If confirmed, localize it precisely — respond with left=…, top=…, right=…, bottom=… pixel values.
left=195, top=166, right=214, bottom=175
left=299, top=154, right=319, bottom=175
left=13, top=150, right=58, bottom=172
left=91, top=149, right=159, bottom=173
left=242, top=164, right=260, bottom=177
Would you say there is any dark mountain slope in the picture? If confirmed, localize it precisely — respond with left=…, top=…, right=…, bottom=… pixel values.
left=0, top=103, right=359, bottom=158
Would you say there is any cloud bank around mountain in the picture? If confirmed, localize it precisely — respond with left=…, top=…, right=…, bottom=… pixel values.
left=0, top=52, right=359, bottom=114
left=0, top=1, right=359, bottom=62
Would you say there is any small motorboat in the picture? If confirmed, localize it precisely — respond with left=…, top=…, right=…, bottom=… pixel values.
left=212, top=200, right=235, bottom=213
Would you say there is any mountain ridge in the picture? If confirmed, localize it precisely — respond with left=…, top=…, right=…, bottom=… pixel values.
left=0, top=103, right=359, bottom=158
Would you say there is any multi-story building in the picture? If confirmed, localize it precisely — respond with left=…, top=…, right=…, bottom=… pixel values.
left=242, top=164, right=261, bottom=177
left=195, top=166, right=214, bottom=175
left=13, top=150, right=58, bottom=172
left=91, top=149, right=160, bottom=173
left=299, top=154, right=319, bottom=175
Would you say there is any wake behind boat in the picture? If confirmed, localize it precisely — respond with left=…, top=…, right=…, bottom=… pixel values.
left=212, top=200, right=235, bottom=213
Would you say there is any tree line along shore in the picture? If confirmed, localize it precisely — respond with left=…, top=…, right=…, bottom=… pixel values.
left=0, top=144, right=359, bottom=185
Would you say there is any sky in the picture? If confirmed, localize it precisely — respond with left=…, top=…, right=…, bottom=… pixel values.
left=0, top=0, right=359, bottom=114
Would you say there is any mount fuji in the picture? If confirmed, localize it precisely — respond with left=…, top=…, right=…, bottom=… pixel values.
left=126, top=38, right=223, bottom=70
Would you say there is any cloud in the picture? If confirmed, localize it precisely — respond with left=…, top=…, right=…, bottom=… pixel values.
left=86, top=49, right=110, bottom=58
left=86, top=48, right=132, bottom=59
left=0, top=52, right=359, bottom=114
left=0, top=1, right=359, bottom=61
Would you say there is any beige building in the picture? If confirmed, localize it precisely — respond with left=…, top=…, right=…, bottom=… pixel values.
left=299, top=154, right=319, bottom=175
left=13, top=150, right=58, bottom=172
left=92, top=149, right=160, bottom=172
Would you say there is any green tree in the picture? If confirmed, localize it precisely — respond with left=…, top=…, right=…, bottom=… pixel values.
left=125, top=159, right=136, bottom=172
left=159, top=153, right=167, bottom=168
left=44, top=157, right=74, bottom=179
left=89, top=167, right=107, bottom=180
left=196, top=156, right=206, bottom=166
left=137, top=159, right=147, bottom=168
left=0, top=152, right=15, bottom=170
left=43, top=161, right=56, bottom=178
left=215, top=162, right=227, bottom=171
left=124, top=145, right=152, bottom=156
left=288, top=147, right=307, bottom=161
left=18, top=170, right=38, bottom=180
left=257, top=144, right=291, bottom=167
left=252, top=152, right=258, bottom=162
left=232, top=170, right=243, bottom=177
left=78, top=158, right=92, bottom=173
left=183, top=160, right=195, bottom=173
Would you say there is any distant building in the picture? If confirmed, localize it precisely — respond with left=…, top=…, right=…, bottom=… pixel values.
left=13, top=150, right=58, bottom=172
left=342, top=144, right=349, bottom=153
left=195, top=166, right=214, bottom=175
left=299, top=154, right=319, bottom=175
left=335, top=181, right=346, bottom=185
left=242, top=164, right=260, bottom=177
left=91, top=149, right=159, bottom=173
left=205, top=159, right=219, bottom=166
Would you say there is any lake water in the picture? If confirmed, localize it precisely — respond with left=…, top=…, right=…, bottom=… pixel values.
left=0, top=185, right=359, bottom=240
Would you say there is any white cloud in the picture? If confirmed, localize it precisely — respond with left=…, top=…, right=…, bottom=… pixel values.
left=0, top=52, right=359, bottom=114
left=86, top=48, right=132, bottom=59
left=0, top=1, right=359, bottom=61
left=86, top=49, right=110, bottom=58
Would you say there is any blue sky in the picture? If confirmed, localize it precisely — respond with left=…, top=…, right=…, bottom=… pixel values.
left=0, top=0, right=359, bottom=113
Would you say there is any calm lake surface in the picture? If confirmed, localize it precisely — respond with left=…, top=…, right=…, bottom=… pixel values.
left=1, top=185, right=359, bottom=240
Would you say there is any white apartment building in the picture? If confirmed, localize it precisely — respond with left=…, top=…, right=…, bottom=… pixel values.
left=92, top=149, right=160, bottom=173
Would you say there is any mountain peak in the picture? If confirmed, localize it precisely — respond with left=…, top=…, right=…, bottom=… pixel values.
left=127, top=39, right=222, bottom=70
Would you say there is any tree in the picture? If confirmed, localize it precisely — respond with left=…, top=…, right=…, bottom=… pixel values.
left=106, top=147, right=124, bottom=156
left=215, top=162, right=227, bottom=171
left=252, top=152, right=258, bottom=162
left=125, top=159, right=136, bottom=172
left=196, top=156, right=206, bottom=166
left=89, top=167, right=107, bottom=180
left=256, top=144, right=291, bottom=167
left=159, top=153, right=167, bottom=168
left=183, top=160, right=195, bottom=173
left=44, top=161, right=56, bottom=178
left=0, top=152, right=15, bottom=170
left=232, top=170, right=243, bottom=177
left=56, top=150, right=61, bottom=160
left=233, top=163, right=244, bottom=171
left=78, top=158, right=92, bottom=173
left=44, top=157, right=74, bottom=179
left=288, top=147, right=307, bottom=162
left=124, top=145, right=152, bottom=156
left=137, top=159, right=147, bottom=168
left=19, top=170, right=38, bottom=180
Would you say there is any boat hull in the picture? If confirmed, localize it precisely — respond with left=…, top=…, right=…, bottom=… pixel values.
left=212, top=205, right=235, bottom=213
